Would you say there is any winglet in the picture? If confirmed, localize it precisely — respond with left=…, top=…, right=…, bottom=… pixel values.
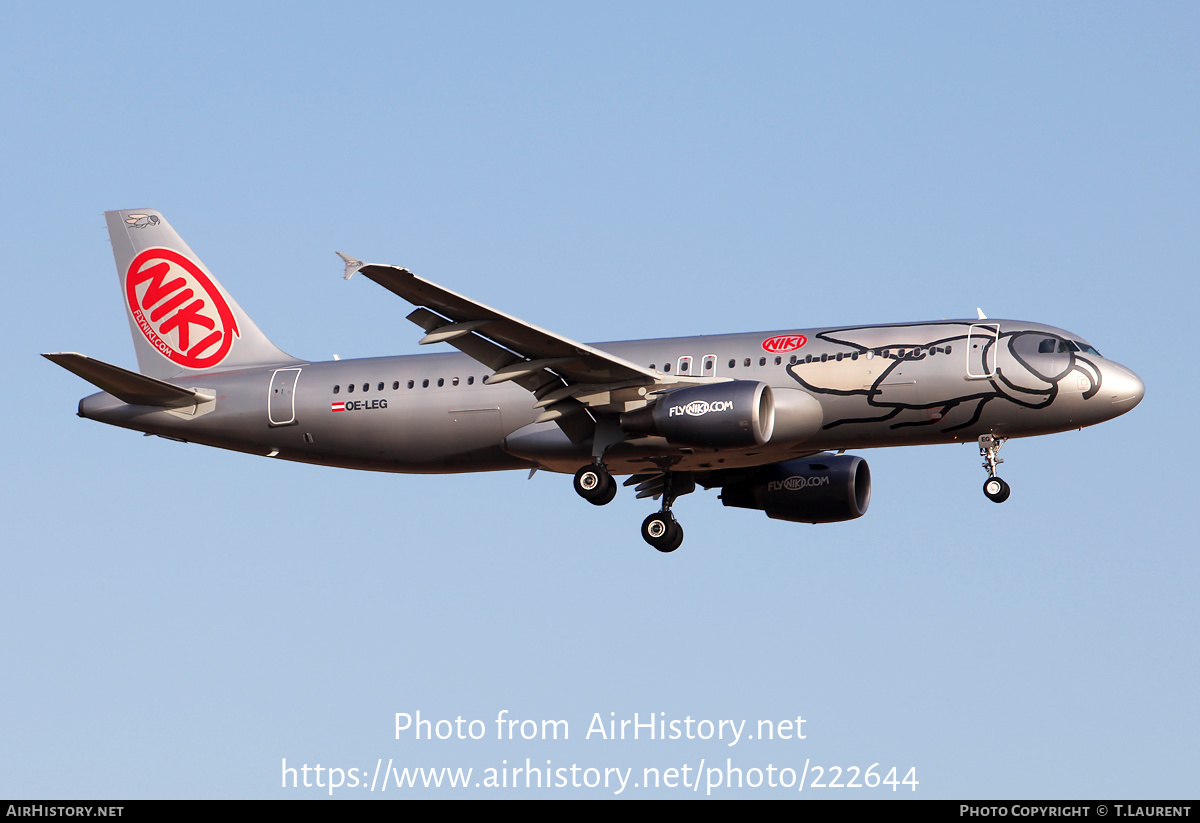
left=337, top=251, right=365, bottom=280
left=976, top=308, right=988, bottom=320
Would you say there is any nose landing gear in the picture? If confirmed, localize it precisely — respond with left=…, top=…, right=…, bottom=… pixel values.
left=983, top=476, right=1011, bottom=502
left=979, top=434, right=1011, bottom=503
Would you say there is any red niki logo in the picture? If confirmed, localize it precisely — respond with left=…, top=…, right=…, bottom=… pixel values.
left=762, top=334, right=807, bottom=353
left=125, top=248, right=240, bottom=369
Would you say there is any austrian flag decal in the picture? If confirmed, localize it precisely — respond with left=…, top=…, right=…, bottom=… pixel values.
left=125, top=248, right=240, bottom=370
left=761, top=334, right=807, bottom=353
left=331, top=402, right=346, bottom=412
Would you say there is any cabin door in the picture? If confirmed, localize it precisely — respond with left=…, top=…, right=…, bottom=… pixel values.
left=965, top=325, right=999, bottom=379
left=268, top=368, right=302, bottom=426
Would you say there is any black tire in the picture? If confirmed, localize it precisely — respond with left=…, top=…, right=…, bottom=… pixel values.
left=661, top=522, right=684, bottom=553
left=983, top=477, right=1011, bottom=503
left=642, top=512, right=682, bottom=552
left=574, top=464, right=615, bottom=505
left=594, top=480, right=617, bottom=506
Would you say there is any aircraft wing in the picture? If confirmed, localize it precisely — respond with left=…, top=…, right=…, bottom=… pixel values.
left=340, top=255, right=708, bottom=438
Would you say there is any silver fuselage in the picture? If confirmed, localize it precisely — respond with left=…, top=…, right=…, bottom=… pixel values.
left=78, top=319, right=1145, bottom=477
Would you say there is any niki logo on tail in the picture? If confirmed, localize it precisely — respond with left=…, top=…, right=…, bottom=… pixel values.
left=124, top=248, right=240, bottom=370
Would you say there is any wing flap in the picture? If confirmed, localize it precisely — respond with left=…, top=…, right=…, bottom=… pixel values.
left=406, top=307, right=568, bottom=397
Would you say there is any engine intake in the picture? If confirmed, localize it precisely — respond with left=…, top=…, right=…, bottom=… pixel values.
left=719, top=454, right=871, bottom=523
left=621, top=381, right=774, bottom=448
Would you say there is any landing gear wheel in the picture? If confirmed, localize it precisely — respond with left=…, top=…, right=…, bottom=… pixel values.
left=983, top=477, right=1011, bottom=503
left=574, top=464, right=615, bottom=505
left=642, top=512, right=683, bottom=552
left=663, top=522, right=684, bottom=553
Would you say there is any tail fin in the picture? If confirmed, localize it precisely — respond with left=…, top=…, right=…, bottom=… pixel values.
left=106, top=209, right=300, bottom=379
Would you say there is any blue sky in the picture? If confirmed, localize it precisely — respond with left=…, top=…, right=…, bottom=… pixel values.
left=2, top=2, right=1196, bottom=798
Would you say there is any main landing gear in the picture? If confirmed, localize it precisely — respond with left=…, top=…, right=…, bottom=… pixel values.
left=573, top=462, right=616, bottom=506
left=979, top=434, right=1011, bottom=503
left=570, top=462, right=692, bottom=552
left=642, top=511, right=683, bottom=553
left=632, top=471, right=694, bottom=553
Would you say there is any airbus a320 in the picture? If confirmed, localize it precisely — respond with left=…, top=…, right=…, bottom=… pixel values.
left=46, top=209, right=1145, bottom=552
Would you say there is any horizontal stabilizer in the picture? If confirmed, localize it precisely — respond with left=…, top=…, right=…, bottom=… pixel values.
left=43, top=353, right=213, bottom=408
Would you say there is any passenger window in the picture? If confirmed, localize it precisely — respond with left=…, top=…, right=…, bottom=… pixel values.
left=407, top=380, right=414, bottom=389
left=392, top=381, right=399, bottom=390
left=437, top=378, right=445, bottom=387
left=422, top=379, right=429, bottom=388
left=333, top=385, right=340, bottom=394
left=702, top=355, right=715, bottom=377
left=362, top=383, right=369, bottom=392
left=664, top=363, right=671, bottom=373
left=789, top=355, right=797, bottom=364
left=453, top=377, right=460, bottom=386
left=728, top=359, right=735, bottom=369
left=348, top=384, right=355, bottom=393
left=774, top=356, right=781, bottom=365
left=468, top=376, right=475, bottom=385
left=744, top=358, right=751, bottom=367
left=678, top=356, right=691, bottom=374
left=378, top=382, right=384, bottom=391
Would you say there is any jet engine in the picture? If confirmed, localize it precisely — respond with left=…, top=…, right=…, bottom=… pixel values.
left=621, top=381, right=774, bottom=448
left=717, top=454, right=871, bottom=523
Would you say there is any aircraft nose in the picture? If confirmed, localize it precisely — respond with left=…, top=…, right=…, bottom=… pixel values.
left=1105, top=362, right=1145, bottom=414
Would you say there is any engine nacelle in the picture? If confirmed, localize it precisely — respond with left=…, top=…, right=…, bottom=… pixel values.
left=719, top=454, right=871, bottom=523
left=621, top=381, right=774, bottom=448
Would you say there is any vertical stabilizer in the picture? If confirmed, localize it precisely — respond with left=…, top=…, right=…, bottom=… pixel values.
left=106, top=209, right=301, bottom=379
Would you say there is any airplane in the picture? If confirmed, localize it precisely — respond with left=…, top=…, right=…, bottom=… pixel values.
left=46, top=209, right=1145, bottom=552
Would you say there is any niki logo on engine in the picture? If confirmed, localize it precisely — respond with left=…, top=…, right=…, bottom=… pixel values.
left=768, top=475, right=831, bottom=492
left=669, top=399, right=734, bottom=418
left=125, top=248, right=240, bottom=370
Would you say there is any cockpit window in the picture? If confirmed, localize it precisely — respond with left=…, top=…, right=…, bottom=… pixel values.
left=1030, top=335, right=1101, bottom=358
